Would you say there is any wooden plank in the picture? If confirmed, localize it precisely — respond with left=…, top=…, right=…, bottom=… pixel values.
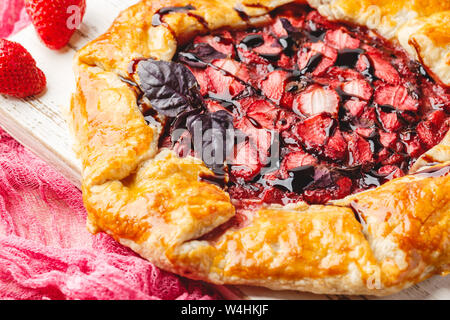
left=0, top=0, right=448, bottom=300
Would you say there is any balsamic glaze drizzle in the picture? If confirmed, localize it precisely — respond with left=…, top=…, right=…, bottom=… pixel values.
left=335, top=48, right=364, bottom=68
left=152, top=5, right=196, bottom=27
left=198, top=171, right=228, bottom=189
left=240, top=34, right=264, bottom=49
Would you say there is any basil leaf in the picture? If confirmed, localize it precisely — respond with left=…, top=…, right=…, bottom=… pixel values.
left=137, top=59, right=204, bottom=117
left=186, top=110, right=235, bottom=161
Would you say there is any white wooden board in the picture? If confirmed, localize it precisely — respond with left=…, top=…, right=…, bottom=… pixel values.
left=0, top=0, right=449, bottom=300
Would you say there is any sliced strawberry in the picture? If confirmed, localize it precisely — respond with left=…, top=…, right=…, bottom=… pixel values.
left=277, top=53, right=296, bottom=70
left=259, top=70, right=289, bottom=105
left=440, top=117, right=450, bottom=137
left=230, top=141, right=262, bottom=181
left=379, top=111, right=402, bottom=132
left=324, top=28, right=360, bottom=50
left=334, top=176, right=353, bottom=199
left=228, top=185, right=261, bottom=205
left=169, top=9, right=450, bottom=208
left=205, top=100, right=228, bottom=113
left=313, top=76, right=342, bottom=89
left=377, top=147, right=390, bottom=162
left=189, top=67, right=211, bottom=95
left=240, top=98, right=280, bottom=130
left=212, top=59, right=250, bottom=81
left=297, top=42, right=337, bottom=76
left=254, top=33, right=283, bottom=56
left=194, top=31, right=235, bottom=57
left=271, top=18, right=289, bottom=37
left=260, top=187, right=290, bottom=205
left=378, top=131, right=397, bottom=148
left=381, top=152, right=404, bottom=165
left=237, top=47, right=270, bottom=66
left=282, top=151, right=317, bottom=171
left=428, top=109, right=447, bottom=127
left=344, top=99, right=367, bottom=117
left=417, top=110, right=448, bottom=148
left=375, top=84, right=418, bottom=111
left=366, top=51, right=400, bottom=84
left=324, top=128, right=348, bottom=160
left=303, top=176, right=352, bottom=204
left=293, top=85, right=340, bottom=116
left=345, top=133, right=373, bottom=165
left=328, top=67, right=364, bottom=81
left=262, top=169, right=281, bottom=182
left=206, top=67, right=244, bottom=96
left=402, top=134, right=423, bottom=158
left=394, top=141, right=406, bottom=154
left=280, top=12, right=305, bottom=29
left=296, top=113, right=335, bottom=149
left=361, top=107, right=378, bottom=123
left=238, top=32, right=283, bottom=57
left=342, top=79, right=373, bottom=100
left=303, top=188, right=332, bottom=204
left=276, top=110, right=298, bottom=132
left=207, top=59, right=249, bottom=96
left=378, top=165, right=404, bottom=179
left=356, top=54, right=371, bottom=74
left=356, top=127, right=375, bottom=138
left=281, top=91, right=296, bottom=110
left=234, top=116, right=273, bottom=156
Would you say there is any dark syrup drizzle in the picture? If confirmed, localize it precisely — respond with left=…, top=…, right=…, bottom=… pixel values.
left=300, top=53, right=323, bottom=74
left=198, top=171, right=228, bottom=189
left=187, top=12, right=209, bottom=29
left=152, top=5, right=196, bottom=27
left=335, top=48, right=364, bottom=68
left=234, top=7, right=250, bottom=22
left=240, top=34, right=264, bottom=49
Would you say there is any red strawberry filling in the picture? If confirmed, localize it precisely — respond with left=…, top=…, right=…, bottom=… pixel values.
left=293, top=85, right=340, bottom=116
left=164, top=5, right=450, bottom=207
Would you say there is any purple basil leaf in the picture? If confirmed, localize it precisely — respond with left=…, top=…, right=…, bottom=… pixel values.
left=137, top=58, right=204, bottom=117
left=186, top=110, right=235, bottom=168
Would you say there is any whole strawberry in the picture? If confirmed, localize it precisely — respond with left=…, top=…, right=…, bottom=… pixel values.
left=25, top=0, right=86, bottom=50
left=0, top=39, right=46, bottom=98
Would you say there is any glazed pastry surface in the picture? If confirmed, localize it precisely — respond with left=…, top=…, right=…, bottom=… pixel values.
left=71, top=0, right=450, bottom=295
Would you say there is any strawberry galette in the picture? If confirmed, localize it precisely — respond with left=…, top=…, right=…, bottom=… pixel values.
left=70, top=0, right=450, bottom=296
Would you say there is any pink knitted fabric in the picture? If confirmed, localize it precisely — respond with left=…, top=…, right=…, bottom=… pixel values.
left=0, top=1, right=219, bottom=300
left=0, top=0, right=29, bottom=38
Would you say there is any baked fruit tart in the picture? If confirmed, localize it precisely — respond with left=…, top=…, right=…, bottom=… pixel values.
left=70, top=0, right=450, bottom=296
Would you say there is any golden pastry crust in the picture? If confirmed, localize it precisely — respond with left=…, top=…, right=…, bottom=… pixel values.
left=71, top=0, right=450, bottom=296
left=397, top=11, right=450, bottom=86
